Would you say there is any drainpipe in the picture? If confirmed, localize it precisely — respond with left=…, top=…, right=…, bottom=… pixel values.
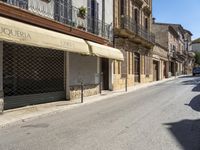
left=102, top=0, right=105, bottom=37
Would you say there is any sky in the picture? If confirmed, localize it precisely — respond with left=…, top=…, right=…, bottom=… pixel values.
left=153, top=0, right=200, bottom=40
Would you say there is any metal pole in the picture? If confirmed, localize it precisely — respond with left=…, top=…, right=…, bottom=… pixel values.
left=125, top=74, right=128, bottom=92
left=81, top=82, right=84, bottom=103
left=174, top=61, right=177, bottom=78
left=99, top=72, right=103, bottom=94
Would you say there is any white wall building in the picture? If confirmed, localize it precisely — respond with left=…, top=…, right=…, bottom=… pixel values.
left=192, top=38, right=200, bottom=52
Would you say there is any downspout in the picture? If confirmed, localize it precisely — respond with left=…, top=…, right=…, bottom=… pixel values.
left=102, top=0, right=105, bottom=37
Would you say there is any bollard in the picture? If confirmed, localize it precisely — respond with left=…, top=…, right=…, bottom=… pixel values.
left=81, top=82, right=84, bottom=103
left=0, top=91, right=4, bottom=114
left=0, top=98, right=3, bottom=114
left=99, top=72, right=103, bottom=94
left=125, top=74, right=128, bottom=92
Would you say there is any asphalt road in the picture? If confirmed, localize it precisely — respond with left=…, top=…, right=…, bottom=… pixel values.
left=0, top=76, right=200, bottom=150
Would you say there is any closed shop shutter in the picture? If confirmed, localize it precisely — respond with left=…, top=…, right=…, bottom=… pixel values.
left=3, top=42, right=65, bottom=109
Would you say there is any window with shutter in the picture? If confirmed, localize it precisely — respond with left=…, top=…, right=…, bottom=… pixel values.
left=145, top=17, right=148, bottom=30
left=54, top=0, right=72, bottom=24
left=135, top=8, right=139, bottom=24
left=87, top=0, right=99, bottom=34
left=6, top=0, right=28, bottom=9
left=121, top=0, right=124, bottom=15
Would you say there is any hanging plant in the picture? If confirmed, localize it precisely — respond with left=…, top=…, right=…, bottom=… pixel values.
left=78, top=6, right=87, bottom=19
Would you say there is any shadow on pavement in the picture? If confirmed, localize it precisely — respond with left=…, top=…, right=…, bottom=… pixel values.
left=181, top=77, right=200, bottom=92
left=164, top=119, right=200, bottom=150
left=185, top=95, right=200, bottom=112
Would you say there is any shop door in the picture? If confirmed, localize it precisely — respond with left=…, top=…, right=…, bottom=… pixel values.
left=134, top=53, right=140, bottom=83
left=163, top=61, right=167, bottom=78
left=3, top=43, right=65, bottom=110
left=153, top=60, right=159, bottom=81
left=101, top=58, right=109, bottom=90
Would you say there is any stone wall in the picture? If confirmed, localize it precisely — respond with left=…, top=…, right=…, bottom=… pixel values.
left=113, top=74, right=134, bottom=90
left=70, top=84, right=99, bottom=100
left=140, top=74, right=153, bottom=83
left=152, top=24, right=168, bottom=48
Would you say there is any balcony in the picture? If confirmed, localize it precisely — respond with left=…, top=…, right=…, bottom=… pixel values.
left=120, top=15, right=155, bottom=44
left=137, top=25, right=155, bottom=44
left=1, top=0, right=112, bottom=41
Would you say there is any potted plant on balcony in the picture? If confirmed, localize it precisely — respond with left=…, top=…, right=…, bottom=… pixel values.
left=77, top=6, right=87, bottom=30
left=78, top=6, right=87, bottom=19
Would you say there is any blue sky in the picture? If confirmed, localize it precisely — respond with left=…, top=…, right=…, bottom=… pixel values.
left=153, top=0, right=200, bottom=40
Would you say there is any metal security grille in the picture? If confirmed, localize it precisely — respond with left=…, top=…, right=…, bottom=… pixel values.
left=3, top=43, right=64, bottom=96
left=3, top=42, right=65, bottom=103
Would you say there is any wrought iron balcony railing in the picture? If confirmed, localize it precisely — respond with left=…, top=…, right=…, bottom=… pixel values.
left=121, top=15, right=155, bottom=44
left=1, top=0, right=113, bottom=41
left=121, top=15, right=137, bottom=33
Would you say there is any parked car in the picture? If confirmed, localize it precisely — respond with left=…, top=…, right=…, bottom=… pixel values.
left=193, top=67, right=200, bottom=76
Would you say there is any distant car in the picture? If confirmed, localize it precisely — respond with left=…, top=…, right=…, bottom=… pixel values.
left=193, top=67, right=200, bottom=76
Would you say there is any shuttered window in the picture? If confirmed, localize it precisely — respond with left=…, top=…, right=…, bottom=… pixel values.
left=6, top=0, right=28, bottom=9
left=54, top=0, right=72, bottom=24
left=87, top=0, right=99, bottom=34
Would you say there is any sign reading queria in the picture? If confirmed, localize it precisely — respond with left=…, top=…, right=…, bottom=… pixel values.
left=0, top=16, right=90, bottom=55
left=0, top=26, right=31, bottom=40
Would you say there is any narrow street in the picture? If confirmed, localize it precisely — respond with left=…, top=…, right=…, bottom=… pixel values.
left=0, top=76, right=200, bottom=150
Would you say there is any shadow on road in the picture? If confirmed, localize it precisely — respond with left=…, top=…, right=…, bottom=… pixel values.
left=164, top=119, right=200, bottom=150
left=179, top=75, right=194, bottom=78
left=185, top=95, right=200, bottom=112
left=181, top=77, right=200, bottom=92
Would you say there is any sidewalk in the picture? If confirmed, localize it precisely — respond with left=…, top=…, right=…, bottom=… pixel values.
left=0, top=76, right=179, bottom=128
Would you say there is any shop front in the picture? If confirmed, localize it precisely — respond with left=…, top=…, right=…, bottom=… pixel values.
left=0, top=16, right=124, bottom=110
left=152, top=44, right=169, bottom=81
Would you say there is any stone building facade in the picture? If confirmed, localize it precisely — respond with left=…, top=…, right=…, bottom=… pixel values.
left=152, top=43, right=168, bottom=81
left=152, top=23, right=181, bottom=77
left=192, top=38, right=200, bottom=52
left=170, top=24, right=187, bottom=75
left=0, top=0, right=123, bottom=111
left=152, top=22, right=193, bottom=77
left=183, top=29, right=193, bottom=74
left=113, top=0, right=155, bottom=90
